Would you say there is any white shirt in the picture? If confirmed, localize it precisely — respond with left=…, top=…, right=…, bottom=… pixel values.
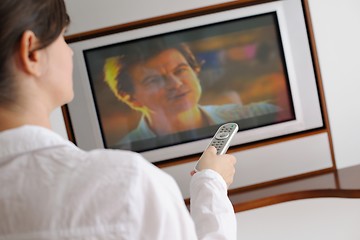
left=0, top=125, right=236, bottom=240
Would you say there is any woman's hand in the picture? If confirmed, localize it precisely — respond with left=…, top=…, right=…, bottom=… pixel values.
left=191, top=146, right=237, bottom=187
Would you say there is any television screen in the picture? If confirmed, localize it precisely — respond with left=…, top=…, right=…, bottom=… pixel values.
left=83, top=13, right=295, bottom=153
left=67, top=0, right=323, bottom=163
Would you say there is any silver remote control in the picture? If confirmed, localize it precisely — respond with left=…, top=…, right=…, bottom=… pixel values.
left=194, top=122, right=239, bottom=172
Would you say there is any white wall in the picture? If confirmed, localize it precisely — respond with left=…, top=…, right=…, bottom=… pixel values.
left=306, top=0, right=360, bottom=169
left=64, top=0, right=234, bottom=35
left=57, top=0, right=360, bottom=171
left=236, top=198, right=360, bottom=239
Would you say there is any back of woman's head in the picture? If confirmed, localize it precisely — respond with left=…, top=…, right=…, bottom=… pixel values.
left=0, top=0, right=69, bottom=106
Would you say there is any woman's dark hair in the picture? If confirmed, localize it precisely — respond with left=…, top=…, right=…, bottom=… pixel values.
left=0, top=0, right=70, bottom=106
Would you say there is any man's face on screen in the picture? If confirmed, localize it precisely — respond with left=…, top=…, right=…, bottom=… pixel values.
left=129, top=48, right=202, bottom=117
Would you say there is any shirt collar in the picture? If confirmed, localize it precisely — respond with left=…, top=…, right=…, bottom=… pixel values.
left=136, top=116, right=156, bottom=138
left=0, top=125, right=75, bottom=159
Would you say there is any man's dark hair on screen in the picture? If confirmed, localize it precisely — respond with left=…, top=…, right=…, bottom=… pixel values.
left=115, top=39, right=203, bottom=95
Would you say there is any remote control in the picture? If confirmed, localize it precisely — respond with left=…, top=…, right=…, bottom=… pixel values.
left=194, top=123, right=239, bottom=172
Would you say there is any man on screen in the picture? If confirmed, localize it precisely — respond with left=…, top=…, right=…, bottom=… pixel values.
left=103, top=39, right=280, bottom=144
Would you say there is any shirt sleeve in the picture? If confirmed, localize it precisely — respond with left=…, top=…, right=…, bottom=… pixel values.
left=190, top=169, right=237, bottom=240
left=131, top=157, right=199, bottom=240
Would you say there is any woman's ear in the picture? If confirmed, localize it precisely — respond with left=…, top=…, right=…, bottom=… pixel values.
left=18, top=30, right=43, bottom=77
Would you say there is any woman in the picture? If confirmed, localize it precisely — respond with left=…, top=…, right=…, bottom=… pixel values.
left=0, top=0, right=237, bottom=239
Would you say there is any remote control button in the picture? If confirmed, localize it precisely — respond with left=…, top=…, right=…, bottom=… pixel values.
left=215, top=132, right=229, bottom=140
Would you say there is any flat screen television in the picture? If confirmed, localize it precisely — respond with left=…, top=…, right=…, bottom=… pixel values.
left=67, top=0, right=323, bottom=163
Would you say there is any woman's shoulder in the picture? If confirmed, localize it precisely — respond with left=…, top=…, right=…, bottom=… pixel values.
left=78, top=149, right=152, bottom=177
left=81, top=148, right=176, bottom=185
